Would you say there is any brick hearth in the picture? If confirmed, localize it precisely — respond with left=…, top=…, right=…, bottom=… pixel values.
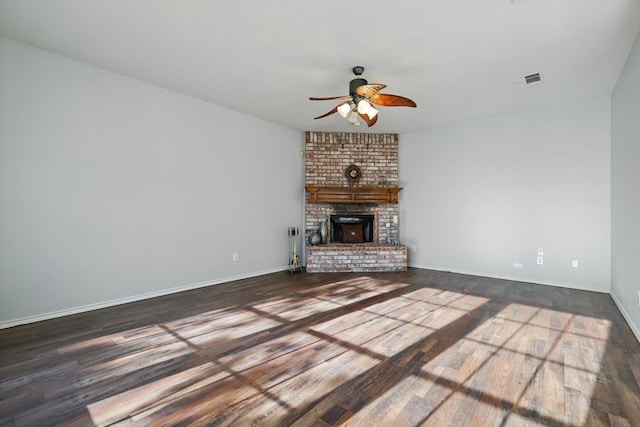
left=306, top=244, right=407, bottom=273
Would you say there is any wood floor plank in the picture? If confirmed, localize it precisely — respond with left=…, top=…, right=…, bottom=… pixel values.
left=1, top=268, right=639, bottom=426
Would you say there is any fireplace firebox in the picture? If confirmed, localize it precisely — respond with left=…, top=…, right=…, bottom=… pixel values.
left=330, top=214, right=375, bottom=243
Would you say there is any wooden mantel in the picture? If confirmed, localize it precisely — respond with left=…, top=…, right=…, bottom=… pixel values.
left=305, top=185, right=403, bottom=204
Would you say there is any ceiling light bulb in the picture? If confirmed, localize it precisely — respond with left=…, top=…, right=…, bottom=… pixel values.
left=337, top=103, right=351, bottom=118
left=367, top=106, right=379, bottom=119
left=347, top=111, right=358, bottom=123
left=357, top=100, right=371, bottom=115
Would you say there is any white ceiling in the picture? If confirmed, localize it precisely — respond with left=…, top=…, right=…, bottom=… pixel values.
left=1, top=0, right=639, bottom=134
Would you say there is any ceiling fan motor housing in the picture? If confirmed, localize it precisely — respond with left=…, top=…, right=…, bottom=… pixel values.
left=349, top=78, right=367, bottom=95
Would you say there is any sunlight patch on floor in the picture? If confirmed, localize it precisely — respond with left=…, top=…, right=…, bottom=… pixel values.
left=76, top=277, right=615, bottom=426
left=412, top=302, right=612, bottom=426
left=87, top=361, right=225, bottom=425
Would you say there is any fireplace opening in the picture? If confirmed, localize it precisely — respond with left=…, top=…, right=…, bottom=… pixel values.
left=330, top=214, right=375, bottom=243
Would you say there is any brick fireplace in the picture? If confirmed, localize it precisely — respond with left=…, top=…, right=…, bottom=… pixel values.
left=304, top=131, right=407, bottom=272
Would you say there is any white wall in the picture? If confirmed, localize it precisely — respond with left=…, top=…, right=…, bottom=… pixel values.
left=0, top=37, right=304, bottom=326
left=400, top=96, right=611, bottom=292
left=611, top=30, right=640, bottom=339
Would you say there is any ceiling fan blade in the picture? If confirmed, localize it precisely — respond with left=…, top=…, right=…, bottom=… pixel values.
left=309, top=95, right=352, bottom=101
left=355, top=84, right=386, bottom=98
left=370, top=93, right=417, bottom=107
left=313, top=104, right=340, bottom=120
left=358, top=111, right=378, bottom=127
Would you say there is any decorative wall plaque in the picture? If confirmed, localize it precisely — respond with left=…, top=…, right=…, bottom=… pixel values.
left=345, top=164, right=362, bottom=183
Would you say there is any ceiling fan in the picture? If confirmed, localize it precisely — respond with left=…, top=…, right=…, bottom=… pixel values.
left=310, top=66, right=416, bottom=127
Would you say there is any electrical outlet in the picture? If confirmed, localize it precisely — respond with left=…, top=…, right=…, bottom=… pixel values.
left=514, top=263, right=523, bottom=269
left=572, top=260, right=579, bottom=268
left=537, top=257, right=543, bottom=265
left=233, top=252, right=239, bottom=262
left=411, top=245, right=417, bottom=253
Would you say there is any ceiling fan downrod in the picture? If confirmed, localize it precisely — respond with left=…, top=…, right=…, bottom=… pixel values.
left=349, top=66, right=367, bottom=95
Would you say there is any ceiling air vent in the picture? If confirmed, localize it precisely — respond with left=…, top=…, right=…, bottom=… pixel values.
left=524, top=72, right=542, bottom=85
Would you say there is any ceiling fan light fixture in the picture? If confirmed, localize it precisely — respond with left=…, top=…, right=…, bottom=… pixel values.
left=357, top=99, right=371, bottom=114
left=357, top=99, right=378, bottom=119
left=337, top=102, right=351, bottom=118
left=347, top=111, right=359, bottom=123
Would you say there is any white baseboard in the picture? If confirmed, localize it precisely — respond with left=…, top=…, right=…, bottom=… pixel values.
left=610, top=291, right=640, bottom=344
left=407, top=263, right=610, bottom=293
left=0, top=266, right=289, bottom=330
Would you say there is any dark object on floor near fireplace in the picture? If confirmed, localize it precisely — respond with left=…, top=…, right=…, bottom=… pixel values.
left=330, top=214, right=374, bottom=243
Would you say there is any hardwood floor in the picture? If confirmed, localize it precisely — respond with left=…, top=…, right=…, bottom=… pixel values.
left=1, top=268, right=639, bottom=426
